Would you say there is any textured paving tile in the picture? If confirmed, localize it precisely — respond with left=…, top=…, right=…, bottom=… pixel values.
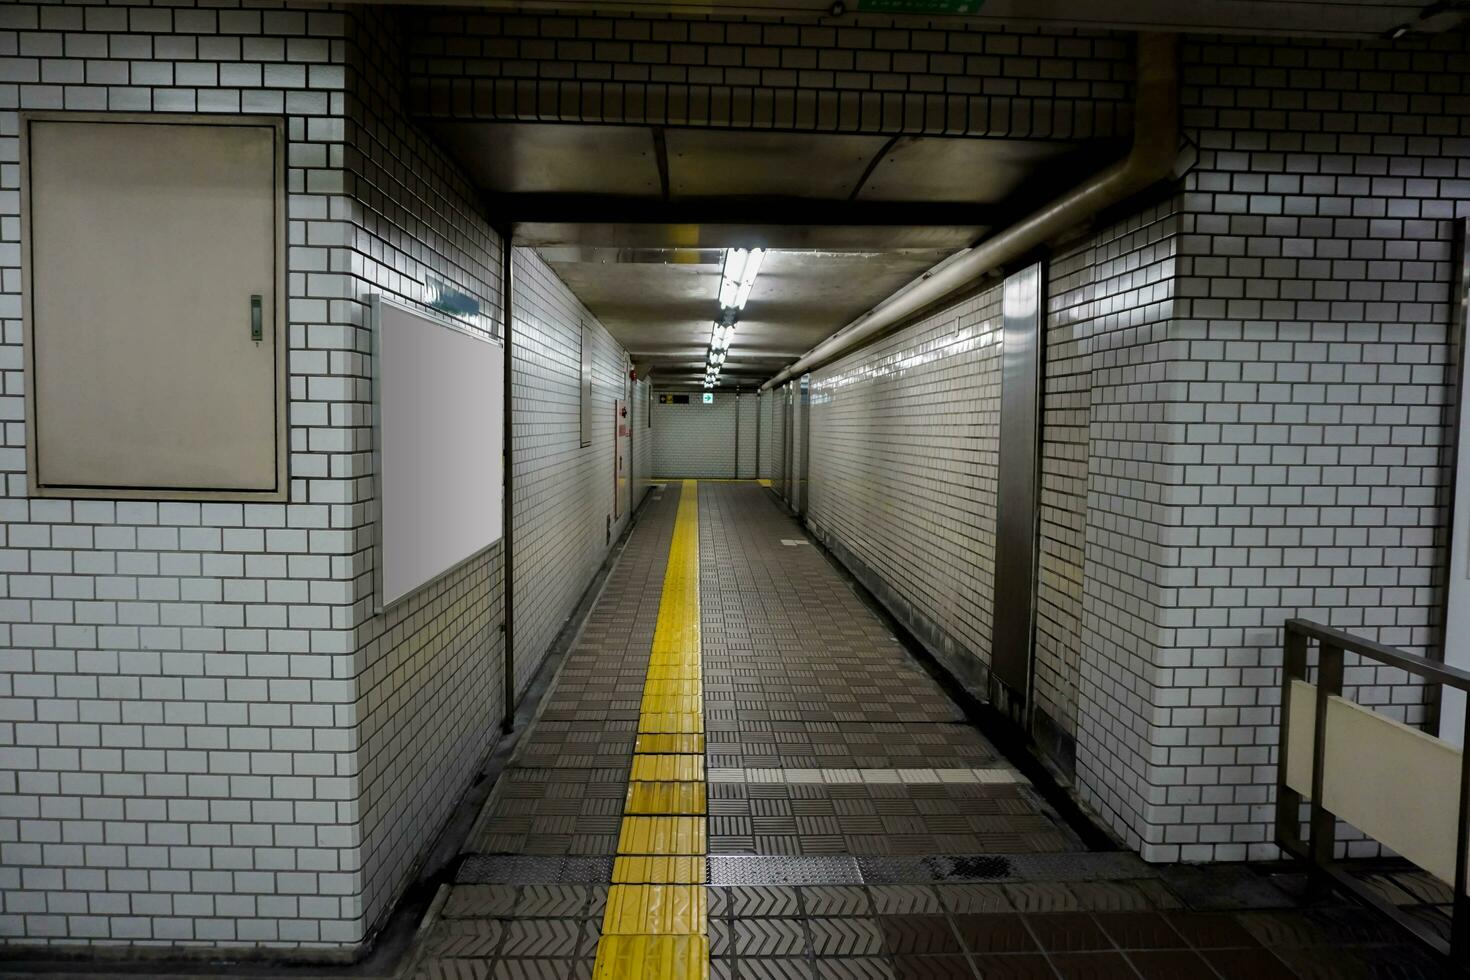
left=415, top=961, right=495, bottom=980
left=732, top=917, right=808, bottom=956
left=497, top=918, right=582, bottom=957
left=425, top=483, right=1440, bottom=980
left=1024, top=912, right=1111, bottom=952
left=1047, top=951, right=1140, bottom=979
left=807, top=917, right=885, bottom=956
left=951, top=913, right=1035, bottom=954
left=877, top=915, right=963, bottom=955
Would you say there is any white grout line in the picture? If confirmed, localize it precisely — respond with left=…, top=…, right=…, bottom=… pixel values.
left=705, top=767, right=1025, bottom=785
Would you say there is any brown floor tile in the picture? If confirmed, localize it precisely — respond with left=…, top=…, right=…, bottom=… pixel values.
left=1025, top=913, right=1113, bottom=952
left=815, top=958, right=899, bottom=980
left=951, top=913, right=1037, bottom=954
left=880, top=914, right=965, bottom=955
left=1094, top=912, right=1186, bottom=951
left=1203, top=947, right=1299, bottom=980
left=1049, top=952, right=1143, bottom=979
left=967, top=954, right=1056, bottom=979
left=890, top=954, right=979, bottom=979
left=1127, top=949, right=1217, bottom=979
left=1164, top=913, right=1260, bottom=949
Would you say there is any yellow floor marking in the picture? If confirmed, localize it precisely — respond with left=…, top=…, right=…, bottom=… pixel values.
left=592, top=936, right=709, bottom=980
left=613, top=856, right=706, bottom=885
left=757, top=479, right=772, bottom=487
left=640, top=695, right=703, bottom=715
left=645, top=665, right=702, bottom=679
left=595, top=480, right=708, bottom=980
left=642, top=679, right=702, bottom=696
left=617, top=816, right=706, bottom=855
left=626, top=782, right=707, bottom=815
left=654, top=477, right=762, bottom=483
left=603, top=885, right=707, bottom=934
left=634, top=734, right=704, bottom=755
left=631, top=754, right=705, bottom=782
left=637, top=712, right=704, bottom=735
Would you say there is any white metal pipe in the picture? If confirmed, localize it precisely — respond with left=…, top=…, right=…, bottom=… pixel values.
left=760, top=32, right=1179, bottom=392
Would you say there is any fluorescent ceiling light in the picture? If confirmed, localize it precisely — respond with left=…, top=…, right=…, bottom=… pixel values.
left=710, top=322, right=735, bottom=352
left=719, top=248, right=766, bottom=311
left=732, top=248, right=764, bottom=310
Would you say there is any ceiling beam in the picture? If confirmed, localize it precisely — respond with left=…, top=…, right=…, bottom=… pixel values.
left=486, top=194, right=999, bottom=230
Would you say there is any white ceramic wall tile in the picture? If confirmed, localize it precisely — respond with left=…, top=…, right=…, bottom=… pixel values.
left=808, top=288, right=1004, bottom=684
left=0, top=2, right=636, bottom=949
left=652, top=391, right=739, bottom=478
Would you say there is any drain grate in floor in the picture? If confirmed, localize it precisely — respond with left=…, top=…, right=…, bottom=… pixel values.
left=455, top=855, right=614, bottom=884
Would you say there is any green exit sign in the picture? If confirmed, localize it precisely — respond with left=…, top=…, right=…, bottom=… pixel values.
left=702, top=393, right=714, bottom=404
left=857, top=0, right=983, bottom=11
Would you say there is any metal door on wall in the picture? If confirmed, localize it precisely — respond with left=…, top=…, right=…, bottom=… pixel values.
left=615, top=399, right=629, bottom=518
left=24, top=114, right=286, bottom=499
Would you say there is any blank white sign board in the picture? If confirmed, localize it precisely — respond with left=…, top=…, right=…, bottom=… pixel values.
left=373, top=296, right=503, bottom=610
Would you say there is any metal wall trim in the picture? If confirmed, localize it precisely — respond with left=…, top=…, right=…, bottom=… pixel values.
left=989, top=261, right=1044, bottom=710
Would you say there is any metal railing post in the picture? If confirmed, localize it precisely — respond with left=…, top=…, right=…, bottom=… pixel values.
left=1275, top=624, right=1309, bottom=858
left=1455, top=707, right=1470, bottom=961
left=1275, top=619, right=1470, bottom=961
left=1308, top=643, right=1344, bottom=875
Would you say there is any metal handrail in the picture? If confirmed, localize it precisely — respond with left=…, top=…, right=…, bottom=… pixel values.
left=1276, top=618, right=1470, bottom=962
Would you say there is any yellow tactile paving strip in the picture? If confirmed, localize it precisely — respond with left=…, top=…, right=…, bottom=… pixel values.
left=594, top=480, right=709, bottom=980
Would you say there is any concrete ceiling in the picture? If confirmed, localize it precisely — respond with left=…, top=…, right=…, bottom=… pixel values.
left=430, top=120, right=1099, bottom=385
left=539, top=247, right=953, bottom=387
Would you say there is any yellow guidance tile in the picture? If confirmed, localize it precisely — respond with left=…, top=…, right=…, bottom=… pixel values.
left=612, top=856, right=706, bottom=885
left=617, top=816, right=706, bottom=855
left=596, top=481, right=708, bottom=980
left=626, top=781, right=706, bottom=815
left=637, top=712, right=704, bottom=735
left=642, top=678, right=702, bottom=696
left=631, top=755, right=705, bottom=782
left=644, top=664, right=702, bottom=678
left=640, top=692, right=703, bottom=712
left=634, top=734, right=704, bottom=755
left=592, top=935, right=709, bottom=980
left=603, top=884, right=707, bottom=935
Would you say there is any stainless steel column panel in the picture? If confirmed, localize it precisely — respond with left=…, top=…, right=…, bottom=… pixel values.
left=783, top=382, right=795, bottom=503
left=990, top=261, right=1044, bottom=708
left=796, top=375, right=812, bottom=519
left=500, top=234, right=516, bottom=732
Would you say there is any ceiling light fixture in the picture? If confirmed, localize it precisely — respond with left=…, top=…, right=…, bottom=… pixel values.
left=710, top=321, right=736, bottom=352
left=718, top=248, right=766, bottom=311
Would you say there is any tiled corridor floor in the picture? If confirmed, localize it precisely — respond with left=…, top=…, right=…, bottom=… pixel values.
left=410, top=482, right=1449, bottom=980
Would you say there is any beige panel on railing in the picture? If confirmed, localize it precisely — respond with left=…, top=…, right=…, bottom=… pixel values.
left=1285, top=678, right=1464, bottom=884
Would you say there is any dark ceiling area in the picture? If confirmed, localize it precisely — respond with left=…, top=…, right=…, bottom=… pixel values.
left=425, top=121, right=1113, bottom=387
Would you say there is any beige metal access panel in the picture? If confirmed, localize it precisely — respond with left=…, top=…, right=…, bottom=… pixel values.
left=22, top=113, right=287, bottom=499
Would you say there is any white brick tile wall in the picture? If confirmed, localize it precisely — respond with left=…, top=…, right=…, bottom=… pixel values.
left=0, top=2, right=367, bottom=947
left=803, top=30, right=1470, bottom=864
left=0, top=1, right=637, bottom=950
left=631, top=377, right=653, bottom=504
left=509, top=247, right=636, bottom=697
left=652, top=391, right=739, bottom=478
left=406, top=12, right=1132, bottom=141
left=808, top=287, right=1003, bottom=689
left=736, top=391, right=760, bottom=479
left=756, top=391, right=777, bottom=480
